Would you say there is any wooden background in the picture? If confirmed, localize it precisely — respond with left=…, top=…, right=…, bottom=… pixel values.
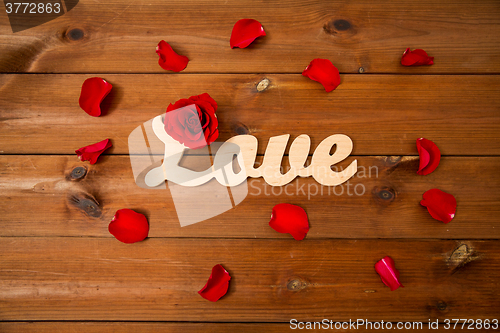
left=1, top=0, right=499, bottom=332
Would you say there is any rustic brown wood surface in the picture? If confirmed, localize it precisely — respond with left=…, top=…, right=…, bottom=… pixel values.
left=0, top=0, right=499, bottom=331
left=1, top=155, right=499, bottom=239
left=1, top=74, right=499, bottom=155
left=3, top=322, right=497, bottom=333
left=0, top=0, right=499, bottom=74
left=0, top=238, right=498, bottom=321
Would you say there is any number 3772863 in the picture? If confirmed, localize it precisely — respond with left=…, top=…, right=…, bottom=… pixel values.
left=443, top=319, right=498, bottom=330
left=5, top=2, right=61, bottom=14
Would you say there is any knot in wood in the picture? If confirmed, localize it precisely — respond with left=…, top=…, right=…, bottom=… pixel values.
left=287, top=278, right=307, bottom=291
left=323, top=19, right=354, bottom=35
left=437, top=301, right=447, bottom=311
left=66, top=28, right=84, bottom=41
left=256, top=78, right=270, bottom=92
left=448, top=243, right=478, bottom=270
left=70, top=166, right=87, bottom=180
left=372, top=186, right=396, bottom=204
left=333, top=19, right=351, bottom=31
left=234, top=122, right=250, bottom=135
left=68, top=193, right=101, bottom=218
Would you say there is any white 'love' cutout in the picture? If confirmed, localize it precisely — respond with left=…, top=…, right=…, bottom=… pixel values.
left=144, top=115, right=357, bottom=187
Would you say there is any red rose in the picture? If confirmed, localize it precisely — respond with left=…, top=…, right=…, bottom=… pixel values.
left=164, top=93, right=219, bottom=149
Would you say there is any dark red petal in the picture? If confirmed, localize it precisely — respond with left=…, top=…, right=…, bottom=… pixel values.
left=205, top=115, right=219, bottom=140
left=416, top=138, right=441, bottom=175
left=206, top=128, right=219, bottom=145
left=198, top=264, right=231, bottom=302
left=401, top=48, right=434, bottom=66
left=375, top=256, right=404, bottom=291
left=108, top=209, right=149, bottom=244
left=75, top=139, right=112, bottom=164
left=190, top=92, right=218, bottom=111
left=167, top=99, right=193, bottom=112
left=420, top=189, right=457, bottom=224
left=269, top=203, right=309, bottom=240
left=401, top=48, right=420, bottom=66
left=302, top=59, right=341, bottom=92
left=156, top=40, right=189, bottom=72
left=230, top=19, right=266, bottom=49
left=192, top=100, right=215, bottom=118
left=411, top=49, right=434, bottom=65
left=79, top=77, right=112, bottom=117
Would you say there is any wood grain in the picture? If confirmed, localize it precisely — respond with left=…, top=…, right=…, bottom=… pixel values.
left=0, top=237, right=498, bottom=321
left=2, top=322, right=495, bottom=333
left=1, top=0, right=499, bottom=328
left=0, top=0, right=499, bottom=74
left=1, top=155, right=498, bottom=239
left=1, top=74, right=499, bottom=156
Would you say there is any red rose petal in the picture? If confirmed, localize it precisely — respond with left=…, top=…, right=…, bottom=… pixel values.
left=75, top=139, right=112, bottom=164
left=401, top=48, right=434, bottom=66
left=79, top=77, right=112, bottom=117
left=230, top=19, right=266, bottom=49
left=302, top=59, right=341, bottom=92
left=416, top=138, right=441, bottom=175
left=156, top=40, right=189, bottom=72
left=190, top=92, right=218, bottom=110
left=375, top=256, right=404, bottom=291
left=198, top=264, right=231, bottom=302
left=420, top=189, right=457, bottom=224
left=269, top=203, right=309, bottom=240
left=108, top=209, right=149, bottom=244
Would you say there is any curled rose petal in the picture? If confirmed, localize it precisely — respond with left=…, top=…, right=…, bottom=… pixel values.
left=198, top=264, right=231, bottom=302
left=375, top=256, right=404, bottom=291
left=416, top=138, right=441, bottom=175
left=75, top=139, right=112, bottom=164
left=269, top=203, right=309, bottom=240
left=108, top=209, right=149, bottom=244
left=302, top=59, right=341, bottom=92
left=401, top=48, right=434, bottom=66
left=230, top=19, right=266, bottom=49
left=420, top=189, right=457, bottom=224
left=79, top=77, right=112, bottom=117
left=156, top=40, right=189, bottom=72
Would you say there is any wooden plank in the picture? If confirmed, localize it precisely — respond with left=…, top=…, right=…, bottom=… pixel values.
left=0, top=0, right=499, bottom=74
left=1, top=155, right=499, bottom=239
left=2, top=322, right=496, bottom=333
left=0, top=238, right=498, bottom=321
left=0, top=323, right=297, bottom=333
left=1, top=74, right=499, bottom=156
